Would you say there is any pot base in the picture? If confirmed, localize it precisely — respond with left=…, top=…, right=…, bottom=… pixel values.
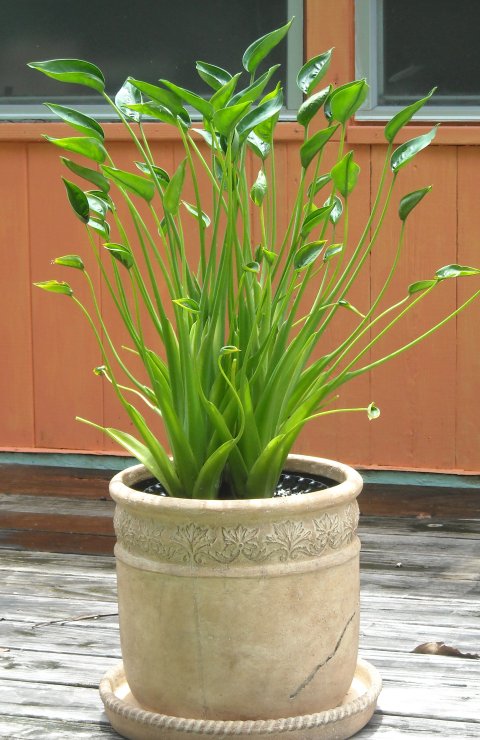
left=99, top=658, right=381, bottom=740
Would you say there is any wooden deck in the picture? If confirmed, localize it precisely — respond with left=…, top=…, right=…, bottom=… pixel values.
left=0, top=469, right=479, bottom=737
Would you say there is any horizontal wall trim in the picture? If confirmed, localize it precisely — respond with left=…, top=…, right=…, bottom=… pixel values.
left=1, top=451, right=479, bottom=487
left=347, top=123, right=480, bottom=145
left=0, top=121, right=305, bottom=143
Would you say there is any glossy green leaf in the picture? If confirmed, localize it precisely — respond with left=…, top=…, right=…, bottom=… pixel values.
left=128, top=78, right=189, bottom=122
left=213, top=101, right=251, bottom=138
left=62, top=178, right=89, bottom=222
left=391, top=126, right=439, bottom=172
left=324, top=243, right=343, bottom=261
left=247, top=131, right=271, bottom=160
left=399, top=186, right=432, bottom=221
left=27, top=58, right=105, bottom=92
left=104, top=242, right=134, bottom=269
left=88, top=216, right=110, bottom=239
left=183, top=201, right=211, bottom=227
left=102, top=166, right=155, bottom=201
left=44, top=136, right=107, bottom=163
left=385, top=88, right=436, bottom=143
left=220, top=345, right=240, bottom=356
left=210, top=73, right=242, bottom=110
left=196, top=61, right=232, bottom=91
left=408, top=279, right=437, bottom=294
left=300, top=205, right=334, bottom=237
left=250, top=170, right=267, bottom=206
left=61, top=157, right=110, bottom=193
left=115, top=79, right=142, bottom=121
left=244, top=261, right=260, bottom=273
left=53, top=254, right=84, bottom=270
left=173, top=297, right=200, bottom=313
left=338, top=299, right=365, bottom=318
left=297, top=49, right=333, bottom=95
left=330, top=79, right=369, bottom=124
left=238, top=87, right=283, bottom=141
left=34, top=280, right=73, bottom=296
left=126, top=102, right=178, bottom=126
left=242, top=18, right=293, bottom=73
left=163, top=159, right=187, bottom=215
left=192, top=440, right=235, bottom=499
left=297, top=85, right=331, bottom=127
left=330, top=151, right=360, bottom=197
left=192, top=128, right=213, bottom=147
left=294, top=240, right=327, bottom=270
left=436, top=264, right=480, bottom=279
left=44, top=103, right=104, bottom=139
left=367, top=402, right=380, bottom=420
left=135, top=161, right=170, bottom=185
left=160, top=79, right=213, bottom=120
left=86, top=193, right=108, bottom=218
left=300, top=124, right=339, bottom=169
left=230, top=65, right=280, bottom=107
left=307, top=173, right=332, bottom=198
left=325, top=195, right=343, bottom=224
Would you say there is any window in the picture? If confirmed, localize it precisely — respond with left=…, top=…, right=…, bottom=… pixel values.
left=0, top=0, right=303, bottom=120
left=355, top=0, right=480, bottom=121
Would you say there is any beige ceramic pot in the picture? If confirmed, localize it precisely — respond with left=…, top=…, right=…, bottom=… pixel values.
left=109, top=454, right=363, bottom=722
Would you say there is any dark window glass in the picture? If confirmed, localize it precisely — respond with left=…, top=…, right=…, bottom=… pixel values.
left=381, top=0, right=480, bottom=105
left=0, top=0, right=298, bottom=115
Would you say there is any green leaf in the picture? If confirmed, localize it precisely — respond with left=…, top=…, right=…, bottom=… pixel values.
left=408, top=279, right=437, bottom=294
left=247, top=131, right=271, bottom=160
left=44, top=103, right=104, bottom=140
left=182, top=201, right=210, bottom=227
left=196, top=61, right=232, bottom=91
left=297, top=85, right=331, bottom=127
left=160, top=79, right=214, bottom=120
left=163, top=159, right=187, bottom=215
left=385, top=88, right=437, bottom=143
left=210, top=73, right=242, bottom=110
left=62, top=178, right=89, bottom=222
left=115, top=79, right=142, bottom=121
left=330, top=151, right=360, bottom=197
left=230, top=65, right=280, bottom=107
left=324, top=243, right=343, bottom=261
left=367, top=402, right=380, bottom=421
left=88, top=216, right=110, bottom=239
left=61, top=157, right=110, bottom=193
left=237, top=87, right=283, bottom=141
left=53, top=254, right=84, bottom=270
left=330, top=79, right=369, bottom=124
left=338, top=299, right=365, bottom=318
left=391, top=126, right=439, bottom=173
left=300, top=205, right=333, bottom=237
left=307, top=173, right=332, bottom=198
left=300, top=124, right=339, bottom=169
left=399, top=186, right=432, bottom=221
left=128, top=78, right=190, bottom=123
left=244, top=261, right=260, bottom=273
left=27, top=59, right=105, bottom=92
left=213, top=101, right=251, bottom=138
left=34, top=280, right=73, bottom=296
left=126, top=102, right=178, bottom=126
left=297, top=49, right=333, bottom=95
left=86, top=193, right=108, bottom=218
left=104, top=242, right=134, bottom=269
left=294, top=240, right=327, bottom=270
left=436, top=264, right=480, bottom=279
left=44, top=136, right=107, bottom=163
left=192, top=440, right=235, bottom=499
left=220, top=345, right=240, bottom=356
left=102, top=165, right=155, bottom=201
left=325, top=195, right=343, bottom=224
left=242, top=18, right=293, bottom=73
left=250, top=169, right=267, bottom=206
left=173, top=297, right=200, bottom=313
left=135, top=161, right=170, bottom=185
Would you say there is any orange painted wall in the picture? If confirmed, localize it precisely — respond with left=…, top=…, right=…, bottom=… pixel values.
left=1, top=0, right=479, bottom=473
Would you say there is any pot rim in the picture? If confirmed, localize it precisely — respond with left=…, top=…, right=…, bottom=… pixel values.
left=109, top=454, right=363, bottom=517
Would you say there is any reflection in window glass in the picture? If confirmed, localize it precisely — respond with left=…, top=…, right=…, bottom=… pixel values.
left=0, top=0, right=301, bottom=116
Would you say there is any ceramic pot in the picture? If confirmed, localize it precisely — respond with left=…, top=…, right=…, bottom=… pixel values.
left=109, top=454, right=363, bottom=721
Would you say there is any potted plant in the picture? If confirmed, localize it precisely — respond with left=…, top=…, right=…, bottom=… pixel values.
left=30, top=18, right=480, bottom=740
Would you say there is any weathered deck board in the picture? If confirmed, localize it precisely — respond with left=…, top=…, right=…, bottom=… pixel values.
left=0, top=515, right=479, bottom=738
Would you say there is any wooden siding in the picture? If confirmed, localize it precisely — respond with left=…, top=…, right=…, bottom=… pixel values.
left=0, top=0, right=479, bottom=473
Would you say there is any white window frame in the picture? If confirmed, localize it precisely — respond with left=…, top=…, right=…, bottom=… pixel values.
left=355, top=0, right=480, bottom=122
left=0, top=0, right=303, bottom=121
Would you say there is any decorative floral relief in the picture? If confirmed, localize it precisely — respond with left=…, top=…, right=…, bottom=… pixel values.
left=114, top=502, right=359, bottom=565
